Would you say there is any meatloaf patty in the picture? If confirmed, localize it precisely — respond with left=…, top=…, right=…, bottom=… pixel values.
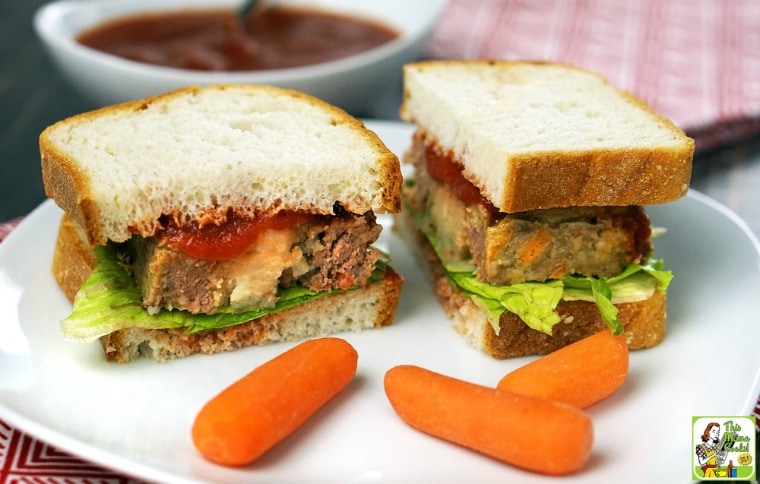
left=127, top=212, right=382, bottom=314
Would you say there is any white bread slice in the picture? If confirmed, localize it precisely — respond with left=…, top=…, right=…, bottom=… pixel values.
left=400, top=60, right=694, bottom=213
left=41, top=84, right=402, bottom=245
left=52, top=213, right=403, bottom=363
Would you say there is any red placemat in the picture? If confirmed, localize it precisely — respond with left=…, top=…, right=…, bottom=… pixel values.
left=427, top=0, right=760, bottom=152
left=0, top=420, right=136, bottom=483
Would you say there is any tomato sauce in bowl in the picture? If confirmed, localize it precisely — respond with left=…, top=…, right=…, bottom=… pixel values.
left=76, top=6, right=399, bottom=71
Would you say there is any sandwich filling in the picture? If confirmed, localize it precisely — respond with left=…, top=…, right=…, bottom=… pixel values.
left=61, top=205, right=390, bottom=342
left=129, top=206, right=381, bottom=314
left=404, top=130, right=672, bottom=335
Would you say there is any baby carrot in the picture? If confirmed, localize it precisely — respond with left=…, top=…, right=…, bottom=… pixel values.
left=384, top=365, right=593, bottom=475
left=192, top=337, right=358, bottom=466
left=497, top=331, right=629, bottom=408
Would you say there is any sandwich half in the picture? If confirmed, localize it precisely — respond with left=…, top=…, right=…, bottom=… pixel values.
left=398, top=60, right=694, bottom=358
left=42, top=84, right=403, bottom=362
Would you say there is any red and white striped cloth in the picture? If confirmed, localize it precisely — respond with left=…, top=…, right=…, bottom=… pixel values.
left=0, top=219, right=19, bottom=243
left=428, top=0, right=760, bottom=152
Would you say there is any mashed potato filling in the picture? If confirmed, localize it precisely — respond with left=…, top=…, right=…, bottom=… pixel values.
left=228, top=228, right=308, bottom=311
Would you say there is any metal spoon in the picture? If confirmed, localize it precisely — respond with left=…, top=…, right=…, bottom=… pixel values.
left=237, top=0, right=264, bottom=26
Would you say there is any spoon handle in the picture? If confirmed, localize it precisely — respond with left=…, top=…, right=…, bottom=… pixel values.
left=238, top=0, right=264, bottom=24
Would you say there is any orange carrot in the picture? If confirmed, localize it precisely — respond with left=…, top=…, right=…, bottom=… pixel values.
left=517, top=227, right=552, bottom=266
left=192, top=337, right=358, bottom=466
left=497, top=331, right=629, bottom=408
left=384, top=365, right=593, bottom=475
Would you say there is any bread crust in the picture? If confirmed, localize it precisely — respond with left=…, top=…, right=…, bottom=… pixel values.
left=52, top=214, right=402, bottom=363
left=400, top=60, right=694, bottom=213
left=396, top=209, right=665, bottom=358
left=499, top=145, right=691, bottom=212
left=41, top=85, right=402, bottom=245
left=52, top=214, right=97, bottom=302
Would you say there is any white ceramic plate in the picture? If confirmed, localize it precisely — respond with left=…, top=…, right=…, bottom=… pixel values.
left=1, top=121, right=759, bottom=483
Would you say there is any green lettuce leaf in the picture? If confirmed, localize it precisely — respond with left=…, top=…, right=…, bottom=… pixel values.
left=61, top=244, right=390, bottom=342
left=418, top=228, right=671, bottom=337
left=561, top=275, right=622, bottom=336
left=445, top=260, right=564, bottom=334
left=439, top=254, right=670, bottom=337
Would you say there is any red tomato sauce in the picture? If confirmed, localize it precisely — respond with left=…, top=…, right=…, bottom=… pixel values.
left=162, top=211, right=312, bottom=261
left=424, top=144, right=497, bottom=212
left=76, top=7, right=399, bottom=72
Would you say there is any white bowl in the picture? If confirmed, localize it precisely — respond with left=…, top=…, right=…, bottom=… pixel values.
left=34, top=0, right=446, bottom=116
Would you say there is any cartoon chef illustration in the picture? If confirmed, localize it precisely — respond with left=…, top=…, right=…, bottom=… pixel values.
left=695, top=422, right=728, bottom=478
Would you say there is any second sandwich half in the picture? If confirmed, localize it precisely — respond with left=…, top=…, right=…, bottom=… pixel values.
left=398, top=60, right=695, bottom=359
